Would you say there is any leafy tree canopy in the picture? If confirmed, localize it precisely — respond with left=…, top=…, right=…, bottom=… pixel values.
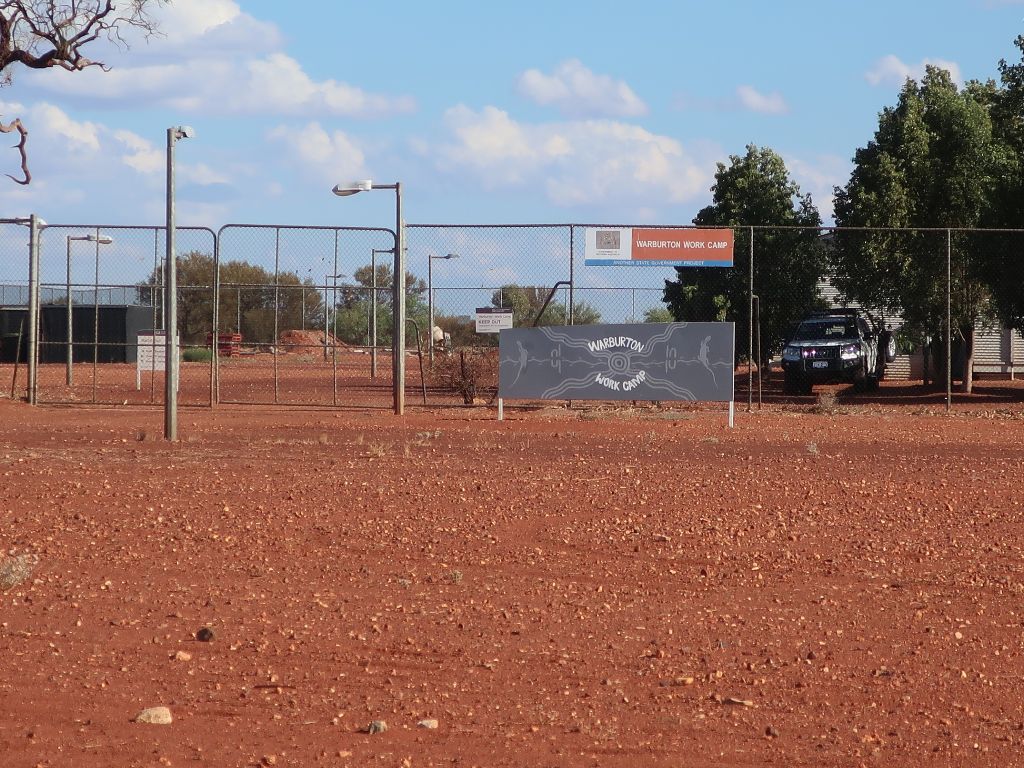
left=662, top=144, right=824, bottom=362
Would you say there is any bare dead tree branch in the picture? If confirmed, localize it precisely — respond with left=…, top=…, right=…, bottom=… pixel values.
left=0, top=0, right=164, bottom=183
left=0, top=116, right=28, bottom=184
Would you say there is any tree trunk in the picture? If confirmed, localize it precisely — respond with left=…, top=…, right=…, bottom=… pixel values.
left=961, top=324, right=975, bottom=394
left=922, top=340, right=931, bottom=386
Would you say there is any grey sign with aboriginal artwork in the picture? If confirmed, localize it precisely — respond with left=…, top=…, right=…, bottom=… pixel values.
left=498, top=322, right=735, bottom=402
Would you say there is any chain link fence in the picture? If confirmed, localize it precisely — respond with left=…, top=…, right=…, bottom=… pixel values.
left=5, top=220, right=1024, bottom=411
left=27, top=225, right=216, bottom=406
left=215, top=225, right=397, bottom=408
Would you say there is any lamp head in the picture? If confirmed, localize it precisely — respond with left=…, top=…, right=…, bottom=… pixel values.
left=332, top=180, right=373, bottom=197
left=89, top=235, right=114, bottom=245
left=173, top=125, right=195, bottom=140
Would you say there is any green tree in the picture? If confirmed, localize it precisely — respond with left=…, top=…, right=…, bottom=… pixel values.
left=643, top=307, right=674, bottom=323
left=662, top=145, right=825, bottom=363
left=329, top=264, right=428, bottom=348
left=490, top=284, right=601, bottom=326
left=975, top=37, right=1024, bottom=337
left=138, top=252, right=323, bottom=345
left=832, top=67, right=1003, bottom=391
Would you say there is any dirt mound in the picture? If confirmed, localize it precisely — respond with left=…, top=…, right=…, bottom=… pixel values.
left=278, top=329, right=348, bottom=350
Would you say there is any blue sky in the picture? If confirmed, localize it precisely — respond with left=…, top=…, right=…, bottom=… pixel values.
left=1, top=0, right=1021, bottom=232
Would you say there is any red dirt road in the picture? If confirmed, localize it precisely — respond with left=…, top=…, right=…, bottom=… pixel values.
left=2, top=400, right=1024, bottom=767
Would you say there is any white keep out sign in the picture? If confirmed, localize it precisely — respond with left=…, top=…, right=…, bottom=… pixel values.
left=475, top=307, right=513, bottom=333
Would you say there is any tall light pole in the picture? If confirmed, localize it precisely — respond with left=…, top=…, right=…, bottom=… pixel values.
left=332, top=180, right=404, bottom=415
left=370, top=248, right=389, bottom=379
left=165, top=125, right=194, bottom=441
left=428, top=253, right=459, bottom=363
left=65, top=233, right=112, bottom=386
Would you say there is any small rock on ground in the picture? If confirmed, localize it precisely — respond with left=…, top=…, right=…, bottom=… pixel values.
left=134, top=706, right=173, bottom=725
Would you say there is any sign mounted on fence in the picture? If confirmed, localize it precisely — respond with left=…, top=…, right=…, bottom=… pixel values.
left=584, top=227, right=734, bottom=267
left=136, top=330, right=178, bottom=391
left=498, top=322, right=734, bottom=402
left=137, top=330, right=167, bottom=372
left=475, top=307, right=513, bottom=333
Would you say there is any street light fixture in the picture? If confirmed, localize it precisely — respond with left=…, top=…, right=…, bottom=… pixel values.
left=332, top=180, right=404, bottom=414
left=428, top=253, right=459, bottom=363
left=65, top=233, right=113, bottom=386
left=165, top=125, right=194, bottom=441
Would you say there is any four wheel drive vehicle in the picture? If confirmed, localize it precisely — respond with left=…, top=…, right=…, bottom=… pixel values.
left=780, top=310, right=896, bottom=395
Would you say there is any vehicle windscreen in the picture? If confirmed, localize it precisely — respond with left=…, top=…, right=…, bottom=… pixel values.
left=793, top=320, right=857, bottom=341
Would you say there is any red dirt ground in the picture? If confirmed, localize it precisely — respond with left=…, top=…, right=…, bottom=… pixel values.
left=2, top=395, right=1024, bottom=767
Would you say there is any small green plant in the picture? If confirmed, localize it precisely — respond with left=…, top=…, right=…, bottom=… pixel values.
left=182, top=347, right=213, bottom=363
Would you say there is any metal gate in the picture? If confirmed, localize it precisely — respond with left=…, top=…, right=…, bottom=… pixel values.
left=32, top=224, right=216, bottom=407
left=214, top=225, right=397, bottom=408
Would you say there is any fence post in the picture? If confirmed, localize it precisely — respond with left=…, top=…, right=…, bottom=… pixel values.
left=27, top=214, right=41, bottom=405
left=747, top=226, right=754, bottom=413
left=568, top=225, right=575, bottom=325
left=946, top=228, right=952, bottom=413
left=211, top=227, right=220, bottom=407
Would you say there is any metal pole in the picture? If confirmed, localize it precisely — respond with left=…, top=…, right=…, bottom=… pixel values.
left=92, top=232, right=100, bottom=404
left=151, top=230, right=159, bottom=403
left=428, top=254, right=434, bottom=365
left=273, top=227, right=280, bottom=405
left=393, top=184, right=405, bottom=415
left=748, top=226, right=754, bottom=413
left=165, top=128, right=179, bottom=440
left=568, top=225, right=575, bottom=325
left=66, top=237, right=73, bottom=385
left=332, top=231, right=339, bottom=405
left=371, top=248, right=381, bottom=378
left=332, top=271, right=339, bottom=406
left=27, top=214, right=40, bottom=405
left=210, top=228, right=220, bottom=408
left=946, top=228, right=952, bottom=413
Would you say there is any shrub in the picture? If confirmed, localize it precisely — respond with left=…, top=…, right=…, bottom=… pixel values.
left=430, top=347, right=498, bottom=404
left=182, top=347, right=213, bottom=363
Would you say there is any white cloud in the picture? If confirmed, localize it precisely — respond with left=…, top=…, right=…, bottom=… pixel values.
left=113, top=130, right=162, bottom=174
left=735, top=85, right=788, bottom=115
left=19, top=2, right=412, bottom=119
left=29, top=53, right=415, bottom=118
left=518, top=59, right=647, bottom=118
left=865, top=54, right=962, bottom=86
left=782, top=152, right=852, bottom=224
left=435, top=105, right=709, bottom=208
left=267, top=123, right=369, bottom=185
left=32, top=104, right=101, bottom=153
left=154, top=0, right=242, bottom=39
left=0, top=100, right=238, bottom=232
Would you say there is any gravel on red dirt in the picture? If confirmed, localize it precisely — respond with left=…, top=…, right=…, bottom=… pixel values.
left=1, top=398, right=1023, bottom=767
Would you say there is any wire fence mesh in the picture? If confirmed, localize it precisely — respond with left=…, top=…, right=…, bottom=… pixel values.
left=5, top=220, right=1024, bottom=411
left=215, top=225, right=397, bottom=407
